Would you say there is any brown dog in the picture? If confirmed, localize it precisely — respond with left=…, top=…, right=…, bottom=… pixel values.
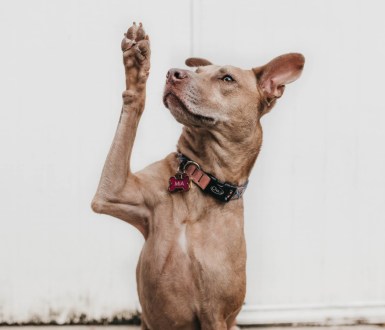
left=92, top=23, right=304, bottom=330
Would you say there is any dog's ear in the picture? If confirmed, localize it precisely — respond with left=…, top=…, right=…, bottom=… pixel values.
left=253, top=53, right=305, bottom=99
left=185, top=57, right=212, bottom=67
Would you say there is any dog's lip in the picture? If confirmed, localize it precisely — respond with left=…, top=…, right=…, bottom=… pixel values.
left=163, top=92, right=215, bottom=123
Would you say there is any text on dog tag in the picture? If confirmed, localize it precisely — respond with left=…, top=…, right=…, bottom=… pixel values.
left=168, top=173, right=190, bottom=192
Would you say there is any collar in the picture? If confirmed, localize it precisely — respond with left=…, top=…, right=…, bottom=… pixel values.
left=177, top=153, right=248, bottom=203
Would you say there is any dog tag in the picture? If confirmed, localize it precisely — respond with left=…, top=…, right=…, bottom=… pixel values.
left=168, top=172, right=190, bottom=193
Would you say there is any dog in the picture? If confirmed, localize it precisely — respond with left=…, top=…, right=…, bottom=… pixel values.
left=92, top=22, right=304, bottom=330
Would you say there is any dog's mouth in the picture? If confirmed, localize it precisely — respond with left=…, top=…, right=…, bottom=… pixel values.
left=163, top=92, right=215, bottom=124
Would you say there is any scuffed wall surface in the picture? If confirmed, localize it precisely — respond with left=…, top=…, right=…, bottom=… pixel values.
left=191, top=0, right=385, bottom=307
left=0, top=0, right=190, bottom=324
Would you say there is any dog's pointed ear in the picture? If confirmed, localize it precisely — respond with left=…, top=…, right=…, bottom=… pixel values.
left=185, top=57, right=212, bottom=67
left=253, top=53, right=305, bottom=99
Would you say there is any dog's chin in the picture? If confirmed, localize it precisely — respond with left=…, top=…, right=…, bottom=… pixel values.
left=163, top=93, right=215, bottom=127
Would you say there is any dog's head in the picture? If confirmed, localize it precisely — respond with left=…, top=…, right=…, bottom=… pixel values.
left=163, top=53, right=304, bottom=139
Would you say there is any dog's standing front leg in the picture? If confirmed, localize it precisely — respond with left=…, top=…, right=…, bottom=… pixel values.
left=92, top=23, right=151, bottom=237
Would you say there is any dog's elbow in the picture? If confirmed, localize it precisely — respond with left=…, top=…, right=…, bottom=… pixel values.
left=91, top=197, right=106, bottom=214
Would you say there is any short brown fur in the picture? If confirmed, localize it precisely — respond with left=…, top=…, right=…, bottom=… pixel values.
left=92, top=23, right=304, bottom=330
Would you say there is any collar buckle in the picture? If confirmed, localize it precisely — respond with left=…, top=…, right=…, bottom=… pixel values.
left=176, top=153, right=248, bottom=203
left=182, top=160, right=201, bottom=173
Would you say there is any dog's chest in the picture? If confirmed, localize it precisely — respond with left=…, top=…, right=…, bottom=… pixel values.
left=138, top=226, right=246, bottom=330
left=138, top=197, right=246, bottom=314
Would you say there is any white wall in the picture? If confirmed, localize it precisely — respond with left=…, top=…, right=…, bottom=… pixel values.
left=1, top=0, right=385, bottom=325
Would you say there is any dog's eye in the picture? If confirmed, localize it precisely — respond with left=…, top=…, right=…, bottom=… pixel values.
left=221, top=75, right=234, bottom=82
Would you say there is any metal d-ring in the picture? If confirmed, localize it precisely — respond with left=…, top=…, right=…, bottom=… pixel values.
left=182, top=160, right=201, bottom=173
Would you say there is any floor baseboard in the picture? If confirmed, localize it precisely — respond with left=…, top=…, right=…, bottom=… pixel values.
left=238, top=302, right=385, bottom=326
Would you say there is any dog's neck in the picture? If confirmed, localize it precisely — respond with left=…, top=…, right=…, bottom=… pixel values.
left=177, top=126, right=261, bottom=185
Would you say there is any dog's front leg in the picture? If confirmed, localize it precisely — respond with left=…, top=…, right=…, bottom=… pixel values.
left=92, top=23, right=151, bottom=237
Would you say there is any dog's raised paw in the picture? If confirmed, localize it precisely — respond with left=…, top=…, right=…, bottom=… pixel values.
left=121, top=22, right=150, bottom=72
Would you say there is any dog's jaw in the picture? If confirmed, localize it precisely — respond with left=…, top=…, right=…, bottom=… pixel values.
left=163, top=91, right=216, bottom=126
left=163, top=68, right=229, bottom=127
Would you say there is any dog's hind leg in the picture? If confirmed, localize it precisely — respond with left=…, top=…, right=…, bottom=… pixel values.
left=140, top=320, right=150, bottom=330
left=229, top=323, right=240, bottom=330
left=200, top=320, right=227, bottom=330
left=226, top=309, right=241, bottom=330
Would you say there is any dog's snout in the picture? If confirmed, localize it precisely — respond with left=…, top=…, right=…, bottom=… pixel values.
left=173, top=70, right=187, bottom=80
left=167, top=69, right=189, bottom=83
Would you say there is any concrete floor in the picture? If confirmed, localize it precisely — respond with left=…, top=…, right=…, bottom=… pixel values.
left=2, top=326, right=384, bottom=330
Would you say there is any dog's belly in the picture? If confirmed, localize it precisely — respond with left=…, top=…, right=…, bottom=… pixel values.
left=136, top=205, right=246, bottom=329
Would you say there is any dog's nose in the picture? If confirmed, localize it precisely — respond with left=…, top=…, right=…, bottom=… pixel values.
left=167, top=69, right=188, bottom=83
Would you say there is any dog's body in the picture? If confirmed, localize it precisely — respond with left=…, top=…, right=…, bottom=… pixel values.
left=133, top=154, right=246, bottom=330
left=92, top=23, right=304, bottom=330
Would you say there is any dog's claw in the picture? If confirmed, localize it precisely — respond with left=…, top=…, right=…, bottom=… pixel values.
left=126, top=22, right=138, bottom=40
left=125, top=21, right=146, bottom=43
left=136, top=23, right=146, bottom=41
left=122, top=21, right=148, bottom=52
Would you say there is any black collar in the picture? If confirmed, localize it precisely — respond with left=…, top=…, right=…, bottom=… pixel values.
left=177, top=153, right=248, bottom=203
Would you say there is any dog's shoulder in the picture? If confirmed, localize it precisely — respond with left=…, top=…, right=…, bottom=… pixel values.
left=134, top=152, right=178, bottom=204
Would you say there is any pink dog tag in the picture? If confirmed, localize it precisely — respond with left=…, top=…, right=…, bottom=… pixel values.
left=168, top=173, right=190, bottom=192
